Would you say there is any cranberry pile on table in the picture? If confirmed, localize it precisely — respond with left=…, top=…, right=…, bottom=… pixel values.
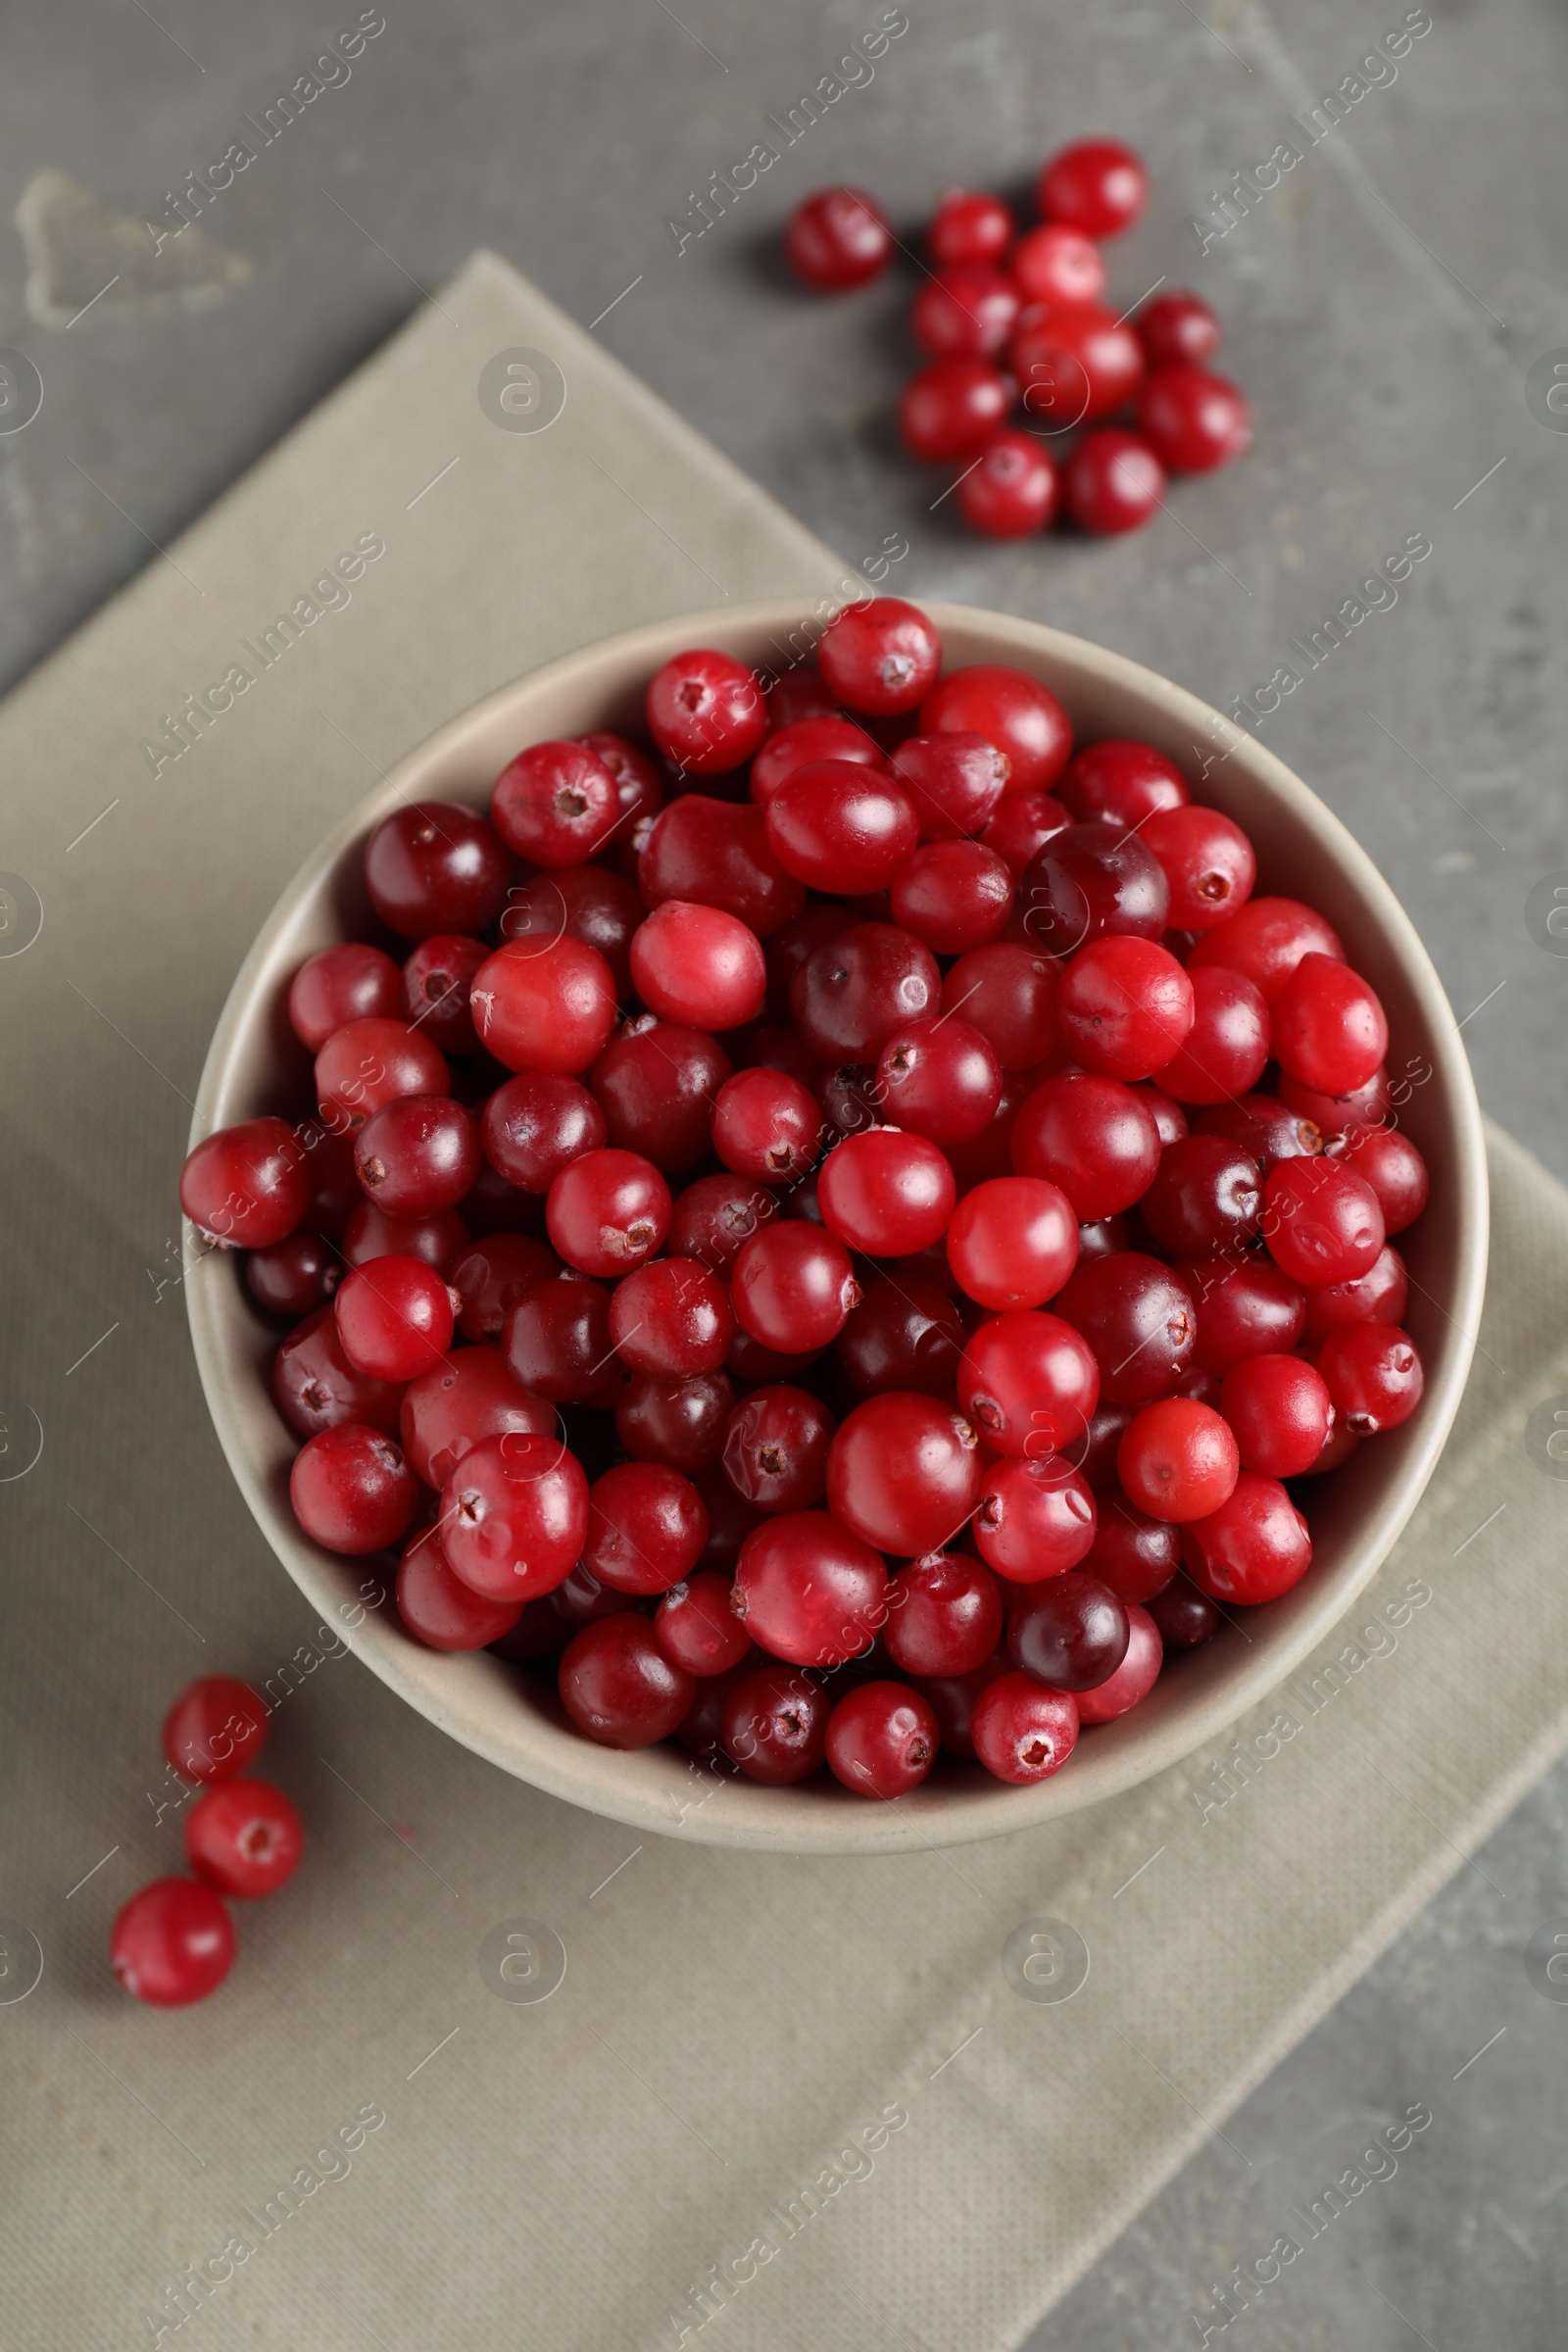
left=180, top=598, right=1429, bottom=1799
left=784, top=140, right=1250, bottom=538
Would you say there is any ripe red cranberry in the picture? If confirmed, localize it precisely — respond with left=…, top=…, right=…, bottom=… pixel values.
left=546, top=1148, right=670, bottom=1278
left=353, top=1094, right=479, bottom=1217
left=1147, top=1576, right=1219, bottom=1648
left=1187, top=896, right=1345, bottom=1004
left=610, top=1256, right=734, bottom=1376
left=1183, top=1473, right=1311, bottom=1604
left=876, top=1015, right=1003, bottom=1145
left=974, top=1453, right=1098, bottom=1582
left=343, top=1200, right=468, bottom=1274
left=920, top=664, right=1072, bottom=798
left=1278, top=1065, right=1393, bottom=1142
left=245, top=1230, right=340, bottom=1319
left=733, top=1511, right=887, bottom=1666
left=290, top=1422, right=417, bottom=1553
left=888, top=732, right=1011, bottom=841
left=837, top=1270, right=964, bottom=1398
left=1077, top=1599, right=1162, bottom=1722
left=1141, top=805, right=1255, bottom=932
left=503, top=1274, right=614, bottom=1402
left=1056, top=739, right=1189, bottom=829
left=1039, top=137, right=1148, bottom=236
left=583, top=1462, right=708, bottom=1594
left=396, top=1521, right=521, bottom=1650
left=1057, top=938, right=1195, bottom=1081
left=1152, top=966, right=1270, bottom=1104
left=827, top=1394, right=983, bottom=1556
left=560, top=1614, right=695, bottom=1746
left=617, top=1368, right=735, bottom=1472
left=639, top=796, right=806, bottom=937
left=181, top=1117, right=310, bottom=1249
left=792, top=922, right=941, bottom=1063
left=826, top=1682, right=939, bottom=1798
left=1020, top=820, right=1170, bottom=956
left=731, top=1222, right=858, bottom=1354
left=957, top=1309, right=1100, bottom=1458
left=480, top=1072, right=606, bottom=1196
left=1301, top=1243, right=1408, bottom=1341
left=111, top=1879, right=235, bottom=2006
left=1139, top=365, right=1251, bottom=471
left=398, top=934, right=489, bottom=1054
left=577, top=728, right=663, bottom=834
left=629, top=900, right=766, bottom=1031
left=1316, top=1323, right=1424, bottom=1434
left=1064, top=428, right=1166, bottom=534
left=399, top=1348, right=553, bottom=1489
left=721, top=1663, right=830, bottom=1783
left=958, top=432, right=1061, bottom=538
left=440, top=1431, right=587, bottom=1601
left=655, top=1573, right=751, bottom=1677
left=667, top=1172, right=776, bottom=1275
left=899, top=358, right=1012, bottom=463
left=363, top=802, right=512, bottom=941
left=721, top=1386, right=836, bottom=1512
left=271, top=1303, right=403, bottom=1440
left=1273, top=955, right=1389, bottom=1097
left=1117, top=1397, right=1239, bottom=1522
left=817, top=1128, right=956, bottom=1255
left=1137, top=290, right=1221, bottom=368
left=1181, top=1253, right=1307, bottom=1376
left=928, top=186, right=1014, bottom=268
left=1197, top=1093, right=1322, bottom=1170
left=491, top=739, right=618, bottom=866
left=1012, top=1072, right=1161, bottom=1219
left=316, top=1019, right=450, bottom=1135
left=884, top=1551, right=1004, bottom=1677
left=1219, top=1352, right=1333, bottom=1477
left=785, top=185, right=893, bottom=289
left=752, top=716, right=883, bottom=804
left=1054, top=1251, right=1199, bottom=1404
left=334, top=1253, right=456, bottom=1380
left=912, top=266, right=1022, bottom=360
left=711, top=1067, right=822, bottom=1186
left=590, top=1019, right=732, bottom=1176
left=970, top=1673, right=1079, bottom=1783
left=1012, top=220, right=1106, bottom=306
left=764, top=760, right=920, bottom=895
left=470, top=937, right=618, bottom=1076
left=1143, top=1135, right=1262, bottom=1256
left=646, top=647, right=766, bottom=775
left=891, top=842, right=1013, bottom=955
left=500, top=863, right=646, bottom=997
left=1013, top=304, right=1145, bottom=427
left=983, top=790, right=1073, bottom=877
left=943, top=943, right=1060, bottom=1069
left=1082, top=1486, right=1181, bottom=1601
left=184, top=1779, right=303, bottom=1898
left=163, top=1676, right=269, bottom=1783
left=1009, top=1570, right=1128, bottom=1690
left=289, top=944, right=402, bottom=1052
left=948, top=1176, right=1078, bottom=1311
left=1262, top=1156, right=1385, bottom=1288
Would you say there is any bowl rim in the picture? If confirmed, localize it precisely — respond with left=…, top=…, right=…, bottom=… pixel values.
left=187, top=597, right=1489, bottom=1852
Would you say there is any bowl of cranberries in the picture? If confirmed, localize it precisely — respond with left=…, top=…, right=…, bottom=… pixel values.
left=181, top=596, right=1486, bottom=1850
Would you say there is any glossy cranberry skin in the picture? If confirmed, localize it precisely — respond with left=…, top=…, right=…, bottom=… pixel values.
left=364, top=802, right=512, bottom=941
left=655, top=1573, right=751, bottom=1677
left=617, top=1369, right=735, bottom=1473
left=668, top=1172, right=776, bottom=1275
left=1077, top=1598, right=1162, bottom=1721
left=271, top=1304, right=403, bottom=1440
left=399, top=1348, right=553, bottom=1489
left=1274, top=955, right=1389, bottom=1097
left=646, top=648, right=765, bottom=775
left=289, top=943, right=402, bottom=1052
left=1183, top=1473, right=1310, bottom=1604
left=641, top=795, right=805, bottom=938
left=944, top=944, right=1060, bottom=1070
left=974, top=1453, right=1098, bottom=1583
left=752, top=717, right=882, bottom=805
left=396, top=1522, right=521, bottom=1651
left=710, top=1068, right=821, bottom=1187
left=722, top=1664, right=830, bottom=1783
left=546, top=1148, right=670, bottom=1278
left=184, top=1779, right=304, bottom=1899
left=1012, top=220, right=1106, bottom=305
left=181, top=1117, right=309, bottom=1249
left=929, top=186, right=1014, bottom=267
left=1056, top=739, right=1188, bottom=829
left=1263, top=1156, right=1385, bottom=1289
left=947, top=1177, right=1078, bottom=1311
left=469, top=937, right=617, bottom=1077
left=481, top=1071, right=605, bottom=1196
left=1317, top=1323, right=1424, bottom=1435
left=1181, top=1253, right=1307, bottom=1376
left=245, top=1230, right=340, bottom=1319
left=490, top=740, right=614, bottom=867
left=629, top=900, right=765, bottom=1032
left=1188, top=896, right=1345, bottom=1005
left=912, top=266, right=1021, bottom=360
left=1148, top=1577, right=1220, bottom=1648
left=900, top=358, right=1011, bottom=463
left=1219, top=1353, right=1333, bottom=1477
left=342, top=1200, right=469, bottom=1274
left=1141, top=806, right=1255, bottom=933
left=1056, top=938, right=1195, bottom=1083
left=765, top=760, right=920, bottom=896
left=837, top=1270, right=965, bottom=1399
left=1012, top=1072, right=1161, bottom=1220
left=291, top=1422, right=418, bottom=1553
left=1055, top=1252, right=1198, bottom=1405
left=721, top=1386, right=835, bottom=1513
left=500, top=863, right=645, bottom=997
left=731, top=1222, right=858, bottom=1354
left=1040, top=136, right=1147, bottom=235
left=877, top=1015, right=1003, bottom=1147
left=1020, top=821, right=1169, bottom=958
left=887, top=732, right=1011, bottom=843
left=1153, top=966, right=1270, bottom=1105
left=504, top=1273, right=614, bottom=1402
left=785, top=185, right=893, bottom=289
left=610, top=1256, right=733, bottom=1376
left=826, top=1682, right=939, bottom=1798
left=920, top=665, right=1073, bottom=799
left=1083, top=1487, right=1181, bottom=1602
left=561, top=1614, right=696, bottom=1747
left=891, top=843, right=1012, bottom=956
left=958, top=1309, right=1100, bottom=1458
left=1144, top=1135, right=1262, bottom=1256
left=733, top=1511, right=887, bottom=1667
left=1197, top=1093, right=1322, bottom=1171
left=440, top=1432, right=587, bottom=1601
left=316, top=1018, right=450, bottom=1135
left=163, top=1676, right=269, bottom=1784
left=334, top=1253, right=456, bottom=1381
left=970, top=1673, right=1079, bottom=1783
left=881, top=1553, right=1002, bottom=1679
left=1117, top=1397, right=1240, bottom=1523
left=111, top=1879, right=235, bottom=2006
left=983, top=790, right=1073, bottom=877
left=817, top=1129, right=956, bottom=1256
left=1064, top=428, right=1166, bottom=534
left=1139, top=365, right=1250, bottom=472
left=1301, top=1243, right=1408, bottom=1341
left=578, top=727, right=663, bottom=830
left=1009, top=1569, right=1128, bottom=1691
left=590, top=1020, right=731, bottom=1177
left=792, top=922, right=941, bottom=1063
left=1277, top=1067, right=1391, bottom=1144
left=1137, top=290, right=1221, bottom=368
left=958, top=431, right=1061, bottom=538
left=1013, top=304, right=1146, bottom=428
left=353, top=1094, right=479, bottom=1218
left=397, top=934, right=489, bottom=1055
left=827, top=1394, right=983, bottom=1557
left=580, top=1462, right=707, bottom=1596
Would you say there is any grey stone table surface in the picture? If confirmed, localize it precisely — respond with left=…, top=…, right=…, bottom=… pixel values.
left=3, top=0, right=1566, bottom=2343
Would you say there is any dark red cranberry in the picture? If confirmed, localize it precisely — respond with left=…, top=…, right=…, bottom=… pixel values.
left=363, top=802, right=512, bottom=941
left=910, top=1649, right=1010, bottom=1758
left=639, top=796, right=806, bottom=938
left=655, top=1573, right=751, bottom=1677
left=577, top=729, right=664, bottom=841
left=589, top=1019, right=732, bottom=1177
left=1143, top=1135, right=1263, bottom=1256
left=1019, top=821, right=1169, bottom=958
left=751, top=716, right=882, bottom=806
left=353, top=1094, right=479, bottom=1217
left=1054, top=1251, right=1199, bottom=1404
left=582, top=1462, right=708, bottom=1594
left=609, top=1256, right=734, bottom=1376
left=616, top=1368, right=735, bottom=1473
left=825, top=1682, right=939, bottom=1797
left=400, top=1347, right=554, bottom=1489
left=1008, top=1571, right=1129, bottom=1690
left=334, top=1254, right=456, bottom=1382
left=481, top=1072, right=606, bottom=1195
left=547, top=1148, right=670, bottom=1278
left=816, top=1061, right=881, bottom=1141
left=162, top=1676, right=269, bottom=1783
left=785, top=186, right=893, bottom=290
left=399, top=935, right=489, bottom=1055
left=290, top=1422, right=417, bottom=1554
left=1059, top=1397, right=1137, bottom=1491
left=899, top=359, right=1011, bottom=463
left=396, top=1522, right=521, bottom=1651
left=876, top=1015, right=1004, bottom=1146
left=1180, top=1254, right=1306, bottom=1377
left=298, top=1128, right=362, bottom=1239
left=982, top=790, right=1073, bottom=878
left=1083, top=1486, right=1182, bottom=1603
left=721, top=1386, right=836, bottom=1513
left=343, top=1200, right=468, bottom=1274
left=1039, top=138, right=1148, bottom=236
left=883, top=1551, right=1004, bottom=1676
left=731, top=1222, right=858, bottom=1354
left=791, top=922, right=941, bottom=1064
left=1196, top=1094, right=1322, bottom=1170
left=1064, top=430, right=1165, bottom=534
left=289, top=944, right=402, bottom=1053
left=1139, top=365, right=1251, bottom=472
left=272, top=1303, right=403, bottom=1440
left=942, top=943, right=1061, bottom=1072
left=315, top=1018, right=451, bottom=1135
left=890, top=843, right=1012, bottom=958
left=560, top=1614, right=695, bottom=1746
left=440, top=1432, right=587, bottom=1601
left=667, top=1172, right=777, bottom=1275
left=245, top=1230, right=340, bottom=1319
left=1188, top=896, right=1345, bottom=1005
left=1057, top=739, right=1189, bottom=830
left=1301, top=1244, right=1408, bottom=1342
left=837, top=1270, right=964, bottom=1397
left=721, top=1663, right=830, bottom=1783
left=499, top=864, right=645, bottom=998
left=503, top=1274, right=615, bottom=1402
left=181, top=1117, right=310, bottom=1249
left=711, top=1066, right=823, bottom=1184
left=763, top=903, right=851, bottom=1020
left=957, top=1308, right=1100, bottom=1458
left=1146, top=1576, right=1219, bottom=1648
left=1137, top=290, right=1221, bottom=368
left=889, top=732, right=1011, bottom=841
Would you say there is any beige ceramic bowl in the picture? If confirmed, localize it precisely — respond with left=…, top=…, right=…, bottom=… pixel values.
left=187, top=600, right=1487, bottom=1853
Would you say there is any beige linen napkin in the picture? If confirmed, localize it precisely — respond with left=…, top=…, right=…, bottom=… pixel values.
left=1, top=252, right=1562, bottom=2352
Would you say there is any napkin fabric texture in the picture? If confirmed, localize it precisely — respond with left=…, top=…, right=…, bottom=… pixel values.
left=1, top=252, right=1563, bottom=2352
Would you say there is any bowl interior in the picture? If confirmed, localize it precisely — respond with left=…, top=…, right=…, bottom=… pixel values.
left=187, top=600, right=1487, bottom=1852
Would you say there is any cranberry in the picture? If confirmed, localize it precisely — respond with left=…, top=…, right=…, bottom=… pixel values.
left=944, top=943, right=1060, bottom=1069
left=184, top=1779, right=303, bottom=1899
left=1056, top=739, right=1188, bottom=829
left=245, top=1230, right=340, bottom=1319
left=1187, top=896, right=1345, bottom=1005
left=837, top=1270, right=965, bottom=1398
left=1278, top=1065, right=1393, bottom=1142
left=826, top=1682, right=939, bottom=1798
left=1012, top=1072, right=1161, bottom=1219
left=546, top=1148, right=670, bottom=1277
left=1077, top=1601, right=1162, bottom=1722
left=343, top=1200, right=468, bottom=1274
left=1302, top=1420, right=1361, bottom=1478
left=1152, top=966, right=1270, bottom=1105
left=764, top=760, right=920, bottom=896
left=610, top=1256, right=733, bottom=1376
left=1147, top=1576, right=1219, bottom=1648
left=1009, top=1569, right=1128, bottom=1690
left=1020, top=821, right=1170, bottom=957
left=591, top=1020, right=731, bottom=1176
left=889, top=731, right=1011, bottom=841
left=1013, top=305, right=1145, bottom=427
left=890, top=843, right=1013, bottom=956
left=480, top=1072, right=605, bottom=1195
left=1056, top=938, right=1195, bottom=1083
left=721, top=1386, right=834, bottom=1512
left=1064, top=427, right=1166, bottom=534
left=974, top=1452, right=1098, bottom=1582
left=617, top=1368, right=734, bottom=1473
left=785, top=185, right=893, bottom=289
left=639, top=796, right=805, bottom=937
left=399, top=1348, right=553, bottom=1489
left=667, top=1172, right=776, bottom=1275
left=1143, top=1135, right=1262, bottom=1256
left=928, top=186, right=1014, bottom=268
left=181, top=1117, right=309, bottom=1249
left=899, top=358, right=1011, bottom=463
left=733, top=1511, right=886, bottom=1666
left=577, top=729, right=664, bottom=840
left=396, top=1521, right=520, bottom=1650
left=1183, top=1473, right=1310, bottom=1603
left=920, top=664, right=1073, bottom=798
left=710, top=1068, right=821, bottom=1187
left=316, top=1018, right=450, bottom=1135
left=289, top=944, right=402, bottom=1052
left=982, top=790, right=1073, bottom=877
left=1012, top=220, right=1106, bottom=305
left=290, top=1422, right=417, bottom=1553
left=353, top=1094, right=479, bottom=1218
left=490, top=738, right=615, bottom=866
left=398, top=934, right=489, bottom=1055
left=628, top=900, right=764, bottom=1031
left=1055, top=1251, right=1198, bottom=1404
left=363, top=802, right=511, bottom=941
left=1137, top=290, right=1221, bottom=368
left=560, top=1614, right=695, bottom=1746
left=655, top=1573, right=751, bottom=1677
left=1141, top=806, right=1255, bottom=933
left=470, top=937, right=618, bottom=1076
left=1083, top=1486, right=1181, bottom=1601
left=1197, top=1093, right=1322, bottom=1170
left=1302, top=1243, right=1408, bottom=1342
left=1139, top=365, right=1250, bottom=472
left=1040, top=136, right=1147, bottom=235
left=579, top=1462, right=706, bottom=1595
left=271, top=1303, right=403, bottom=1440
left=503, top=1274, right=614, bottom=1402
left=646, top=647, right=766, bottom=775
left=1181, top=1252, right=1307, bottom=1375
left=1274, top=955, right=1389, bottom=1097
left=877, top=1015, right=1004, bottom=1146
left=827, top=1394, right=982, bottom=1556
left=1316, top=1323, right=1424, bottom=1434
left=162, top=1676, right=269, bottom=1784
left=947, top=1176, right=1078, bottom=1310
left=1219, top=1352, right=1333, bottom=1477
left=958, top=431, right=1061, bottom=538
left=440, top=1431, right=587, bottom=1601
left=731, top=1222, right=858, bottom=1353
left=1117, top=1397, right=1239, bottom=1522
left=970, top=1673, right=1079, bottom=1783
left=913, top=266, right=1021, bottom=360
left=334, top=1253, right=456, bottom=1381
left=1262, top=1156, right=1385, bottom=1288
left=957, top=1309, right=1099, bottom=1458
left=500, top=864, right=645, bottom=997
left=792, top=922, right=941, bottom=1063
left=752, top=717, right=882, bottom=804
left=1076, top=1215, right=1132, bottom=1265
left=721, top=1663, right=830, bottom=1783
left=111, top=1879, right=235, bottom=2006
left=817, top=1128, right=956, bottom=1256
